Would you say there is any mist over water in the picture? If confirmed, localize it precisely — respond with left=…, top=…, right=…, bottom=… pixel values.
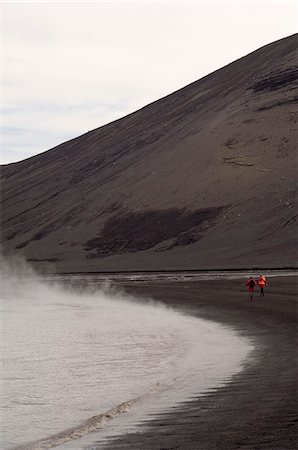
left=0, top=257, right=253, bottom=449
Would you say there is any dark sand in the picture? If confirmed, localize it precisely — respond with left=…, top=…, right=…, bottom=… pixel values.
left=95, top=275, right=297, bottom=450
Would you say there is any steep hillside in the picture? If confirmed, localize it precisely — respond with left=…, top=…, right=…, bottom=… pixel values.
left=1, top=34, right=297, bottom=272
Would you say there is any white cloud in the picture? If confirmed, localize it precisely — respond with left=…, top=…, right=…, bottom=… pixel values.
left=1, top=1, right=297, bottom=163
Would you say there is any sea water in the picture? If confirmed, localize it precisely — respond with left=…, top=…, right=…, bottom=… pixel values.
left=0, top=269, right=253, bottom=450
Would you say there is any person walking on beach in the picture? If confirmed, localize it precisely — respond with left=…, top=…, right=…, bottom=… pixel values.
left=244, top=276, right=256, bottom=301
left=258, top=274, right=267, bottom=296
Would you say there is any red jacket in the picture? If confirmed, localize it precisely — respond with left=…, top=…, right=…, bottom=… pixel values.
left=258, top=276, right=266, bottom=287
left=245, top=278, right=256, bottom=289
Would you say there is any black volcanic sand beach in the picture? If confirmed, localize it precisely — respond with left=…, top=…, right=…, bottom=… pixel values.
left=92, top=275, right=298, bottom=450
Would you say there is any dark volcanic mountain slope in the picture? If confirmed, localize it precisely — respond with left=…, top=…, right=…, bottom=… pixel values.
left=1, top=34, right=297, bottom=272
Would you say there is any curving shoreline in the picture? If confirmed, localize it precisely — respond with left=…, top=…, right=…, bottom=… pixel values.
left=95, top=275, right=298, bottom=449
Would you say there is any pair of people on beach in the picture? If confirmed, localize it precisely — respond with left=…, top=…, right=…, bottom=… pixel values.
left=244, top=275, right=267, bottom=300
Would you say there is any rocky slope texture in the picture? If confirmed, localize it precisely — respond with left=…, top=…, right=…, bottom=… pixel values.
left=1, top=34, right=297, bottom=272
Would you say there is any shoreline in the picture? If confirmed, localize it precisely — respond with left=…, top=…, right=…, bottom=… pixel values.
left=91, top=275, right=298, bottom=449
left=52, top=268, right=298, bottom=276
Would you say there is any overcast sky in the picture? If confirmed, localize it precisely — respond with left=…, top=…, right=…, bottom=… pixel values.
left=1, top=1, right=297, bottom=164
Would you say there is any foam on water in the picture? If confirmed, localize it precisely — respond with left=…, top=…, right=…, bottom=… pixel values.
left=0, top=261, right=254, bottom=450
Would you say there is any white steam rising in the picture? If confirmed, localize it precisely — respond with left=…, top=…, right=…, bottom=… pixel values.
left=0, top=255, right=253, bottom=450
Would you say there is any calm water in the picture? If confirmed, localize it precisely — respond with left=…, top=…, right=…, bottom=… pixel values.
left=1, top=271, right=253, bottom=449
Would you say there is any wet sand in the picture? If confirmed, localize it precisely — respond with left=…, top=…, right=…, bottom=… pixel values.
left=97, top=275, right=297, bottom=450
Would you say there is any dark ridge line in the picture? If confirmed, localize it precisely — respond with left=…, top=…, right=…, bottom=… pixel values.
left=1, top=34, right=296, bottom=169
left=256, top=96, right=298, bottom=111
left=44, top=267, right=298, bottom=276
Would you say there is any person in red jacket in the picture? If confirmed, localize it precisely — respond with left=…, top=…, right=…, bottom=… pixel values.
left=244, top=276, right=256, bottom=300
left=258, top=274, right=267, bottom=296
